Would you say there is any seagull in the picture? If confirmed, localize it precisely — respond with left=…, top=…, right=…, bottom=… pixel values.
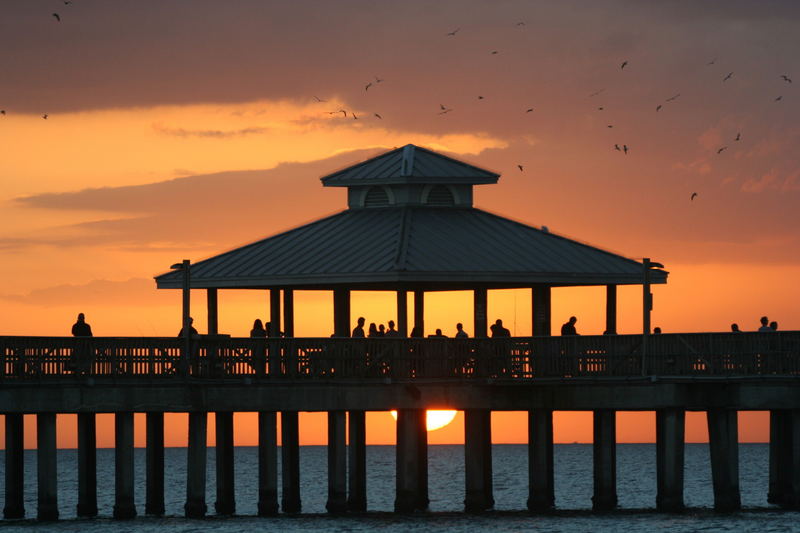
left=691, top=192, right=698, bottom=201
left=781, top=75, right=792, bottom=83
left=64, top=0, right=72, bottom=4
left=717, top=146, right=727, bottom=154
left=375, top=76, right=384, bottom=83
left=373, top=113, right=382, bottom=119
left=620, top=60, right=628, bottom=70
left=352, top=112, right=358, bottom=120
left=517, top=164, right=524, bottom=171
left=589, top=89, right=605, bottom=97
left=614, top=144, right=621, bottom=151
left=607, top=125, right=613, bottom=128
left=446, top=28, right=460, bottom=36
left=477, top=95, right=484, bottom=100
left=42, top=114, right=48, bottom=119
left=338, top=109, right=347, bottom=117
left=666, top=93, right=680, bottom=102
left=656, top=104, right=662, bottom=111
left=439, top=103, right=447, bottom=111
left=365, top=82, right=372, bottom=92
left=312, top=95, right=326, bottom=102
left=0, top=110, right=5, bottom=115
left=52, top=12, right=61, bottom=21
left=516, top=22, right=525, bottom=26
left=623, top=144, right=629, bottom=154
left=525, top=108, right=534, bottom=113
left=598, top=106, right=604, bottom=110
left=438, top=107, right=453, bottom=115
left=735, top=132, right=741, bottom=141
left=723, top=72, right=733, bottom=82
left=707, top=58, right=716, bottom=66
left=490, top=50, right=498, bottom=55
left=775, top=95, right=783, bottom=101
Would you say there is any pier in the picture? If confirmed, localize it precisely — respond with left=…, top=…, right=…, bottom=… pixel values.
left=2, top=145, right=799, bottom=519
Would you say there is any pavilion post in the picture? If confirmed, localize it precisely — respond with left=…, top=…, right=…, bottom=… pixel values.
left=397, top=290, right=408, bottom=337
left=413, top=290, right=424, bottom=336
left=207, top=288, right=218, bottom=335
left=283, top=289, right=294, bottom=337
left=605, top=284, right=617, bottom=334
left=269, top=289, right=281, bottom=337
left=532, top=285, right=551, bottom=337
left=333, top=288, right=351, bottom=337
left=4, top=413, right=25, bottom=519
left=473, top=288, right=488, bottom=338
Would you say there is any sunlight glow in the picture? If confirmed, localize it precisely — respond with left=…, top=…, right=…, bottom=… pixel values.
left=390, top=410, right=458, bottom=432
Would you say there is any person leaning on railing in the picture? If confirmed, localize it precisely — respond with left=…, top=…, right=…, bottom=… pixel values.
left=71, top=312, right=93, bottom=374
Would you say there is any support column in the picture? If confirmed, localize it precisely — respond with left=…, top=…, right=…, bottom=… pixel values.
left=257, top=411, right=279, bottom=515
left=215, top=412, right=235, bottom=515
left=269, top=289, right=281, bottom=337
left=605, top=284, right=617, bottom=335
left=327, top=411, right=347, bottom=513
left=707, top=409, right=741, bottom=512
left=3, top=413, right=25, bottom=519
left=348, top=410, right=367, bottom=511
left=207, top=288, right=218, bottom=335
left=789, top=410, right=800, bottom=509
left=413, top=291, right=424, bottom=336
left=397, top=290, right=408, bottom=337
left=281, top=411, right=301, bottom=513
left=333, top=288, right=351, bottom=337
left=768, top=410, right=790, bottom=505
left=656, top=408, right=685, bottom=512
left=77, top=413, right=98, bottom=517
left=592, top=410, right=617, bottom=512
left=145, top=412, right=165, bottom=516
left=185, top=412, right=208, bottom=518
left=473, top=288, right=488, bottom=338
left=37, top=413, right=58, bottom=521
left=532, top=285, right=551, bottom=336
left=283, top=289, right=294, bottom=337
left=417, top=410, right=429, bottom=510
left=395, top=409, right=426, bottom=512
left=464, top=409, right=493, bottom=512
left=114, top=411, right=136, bottom=519
left=527, top=409, right=554, bottom=512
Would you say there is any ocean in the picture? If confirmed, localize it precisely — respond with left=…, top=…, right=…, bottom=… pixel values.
left=1, top=444, right=796, bottom=532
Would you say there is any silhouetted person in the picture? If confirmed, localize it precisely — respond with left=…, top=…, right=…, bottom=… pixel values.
left=250, top=319, right=267, bottom=338
left=731, top=323, right=741, bottom=333
left=178, top=317, right=200, bottom=339
left=455, top=323, right=469, bottom=338
left=560, top=316, right=579, bottom=336
left=385, top=320, right=399, bottom=337
left=71, top=312, right=93, bottom=337
left=653, top=327, right=662, bottom=334
left=429, top=328, right=447, bottom=338
left=410, top=325, right=423, bottom=338
left=491, top=319, right=510, bottom=337
left=378, top=324, right=386, bottom=336
left=368, top=323, right=379, bottom=337
left=352, top=317, right=366, bottom=338
left=770, top=321, right=778, bottom=331
left=758, top=316, right=772, bottom=332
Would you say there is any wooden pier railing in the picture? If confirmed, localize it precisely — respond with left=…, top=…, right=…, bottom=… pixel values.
left=2, top=332, right=798, bottom=382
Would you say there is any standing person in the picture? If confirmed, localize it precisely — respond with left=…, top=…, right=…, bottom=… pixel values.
left=250, top=319, right=267, bottom=338
left=731, top=323, right=741, bottom=333
left=378, top=324, right=386, bottom=337
left=385, top=320, right=399, bottom=337
left=560, top=316, right=579, bottom=336
left=653, top=327, right=662, bottom=334
left=491, top=319, right=510, bottom=337
left=71, top=313, right=93, bottom=337
left=770, top=321, right=778, bottom=331
left=758, top=316, right=772, bottom=332
left=368, top=323, right=379, bottom=338
left=455, top=323, right=469, bottom=338
left=177, top=317, right=200, bottom=339
left=352, top=317, right=366, bottom=338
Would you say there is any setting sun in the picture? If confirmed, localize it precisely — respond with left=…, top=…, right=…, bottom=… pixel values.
left=390, top=410, right=458, bottom=432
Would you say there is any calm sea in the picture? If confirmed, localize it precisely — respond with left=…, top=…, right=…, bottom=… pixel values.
left=0, top=444, right=795, bottom=532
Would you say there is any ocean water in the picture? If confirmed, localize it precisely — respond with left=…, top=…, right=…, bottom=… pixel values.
left=0, top=444, right=795, bottom=532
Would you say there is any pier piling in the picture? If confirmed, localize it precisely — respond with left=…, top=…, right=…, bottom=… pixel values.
left=327, top=411, right=348, bottom=513
left=113, top=411, right=136, bottom=519
left=215, top=411, right=236, bottom=515
left=145, top=412, right=165, bottom=516
left=464, top=409, right=494, bottom=512
left=707, top=409, right=741, bottom=512
left=257, top=411, right=279, bottom=515
left=77, top=413, right=98, bottom=517
left=395, top=409, right=427, bottom=512
left=36, top=413, right=58, bottom=521
left=348, top=410, right=367, bottom=512
left=281, top=411, right=302, bottom=513
left=185, top=411, right=208, bottom=518
left=592, top=409, right=617, bottom=512
left=527, top=409, right=555, bottom=512
left=656, top=408, right=685, bottom=512
left=3, top=413, right=25, bottom=519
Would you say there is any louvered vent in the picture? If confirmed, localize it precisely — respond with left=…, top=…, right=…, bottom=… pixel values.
left=425, top=185, right=454, bottom=206
left=364, top=186, right=390, bottom=207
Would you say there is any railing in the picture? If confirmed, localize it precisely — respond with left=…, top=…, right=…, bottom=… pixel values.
left=1, top=332, right=799, bottom=382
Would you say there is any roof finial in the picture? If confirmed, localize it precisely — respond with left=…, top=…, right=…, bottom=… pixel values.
left=400, top=144, right=415, bottom=177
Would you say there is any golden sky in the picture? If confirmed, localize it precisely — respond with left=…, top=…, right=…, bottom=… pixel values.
left=1, top=1, right=799, bottom=445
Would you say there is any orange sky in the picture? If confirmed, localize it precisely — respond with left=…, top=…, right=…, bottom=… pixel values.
left=1, top=1, right=798, bottom=446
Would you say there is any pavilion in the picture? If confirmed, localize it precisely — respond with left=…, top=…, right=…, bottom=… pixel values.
left=155, top=144, right=668, bottom=339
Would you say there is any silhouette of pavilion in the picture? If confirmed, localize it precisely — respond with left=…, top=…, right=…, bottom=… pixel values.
left=156, top=144, right=667, bottom=337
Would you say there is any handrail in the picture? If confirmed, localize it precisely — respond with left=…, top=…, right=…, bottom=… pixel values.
left=1, top=332, right=798, bottom=382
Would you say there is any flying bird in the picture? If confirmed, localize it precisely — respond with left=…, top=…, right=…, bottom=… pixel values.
left=0, top=110, right=5, bottom=115
left=517, top=164, right=524, bottom=171
left=446, top=28, right=460, bottom=36
left=598, top=106, right=604, bottom=110
left=42, top=114, right=48, bottom=119
left=490, top=50, right=498, bottom=55
left=666, top=93, right=680, bottom=102
left=516, top=22, right=525, bottom=26
left=723, top=72, right=733, bottom=81
left=52, top=12, right=60, bottom=21
left=620, top=60, right=628, bottom=70
left=707, top=58, right=716, bottom=66
left=691, top=192, right=698, bottom=201
left=352, top=112, right=358, bottom=120
left=614, top=144, right=621, bottom=151
left=623, top=144, right=629, bottom=154
left=373, top=113, right=382, bottom=119
left=525, top=108, right=534, bottom=113
left=607, top=125, right=613, bottom=128
left=64, top=0, right=72, bottom=4
left=781, top=75, right=792, bottom=83
left=775, top=95, right=783, bottom=101
left=717, top=146, right=727, bottom=154
left=588, top=89, right=605, bottom=97
left=338, top=109, right=347, bottom=117
left=477, top=95, right=484, bottom=100
left=365, top=82, right=372, bottom=91
left=438, top=107, right=453, bottom=115
left=656, top=104, right=662, bottom=112
left=312, top=95, right=326, bottom=102
left=735, top=132, right=741, bottom=141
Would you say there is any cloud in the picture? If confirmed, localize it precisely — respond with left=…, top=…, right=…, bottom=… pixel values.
left=0, top=278, right=171, bottom=307
left=153, top=123, right=270, bottom=138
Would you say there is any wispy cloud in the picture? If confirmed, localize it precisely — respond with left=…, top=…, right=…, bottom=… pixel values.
left=153, top=123, right=270, bottom=138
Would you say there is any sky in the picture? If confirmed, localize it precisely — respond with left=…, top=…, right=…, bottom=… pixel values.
left=1, top=1, right=798, bottom=446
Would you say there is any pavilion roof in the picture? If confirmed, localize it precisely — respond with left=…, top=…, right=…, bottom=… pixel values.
left=155, top=206, right=667, bottom=290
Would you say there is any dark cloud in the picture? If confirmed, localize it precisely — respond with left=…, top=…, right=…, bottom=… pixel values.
left=152, top=124, right=270, bottom=138
left=0, top=278, right=173, bottom=307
